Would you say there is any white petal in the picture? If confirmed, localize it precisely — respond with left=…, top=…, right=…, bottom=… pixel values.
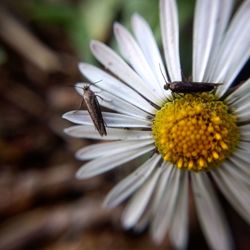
left=229, top=151, right=250, bottom=178
left=225, top=78, right=250, bottom=105
left=63, top=111, right=151, bottom=128
left=122, top=166, right=162, bottom=229
left=234, top=102, right=250, bottom=115
left=211, top=167, right=250, bottom=224
left=160, top=0, right=181, bottom=81
left=152, top=167, right=181, bottom=244
left=239, top=126, right=250, bottom=143
left=169, top=171, right=189, bottom=250
left=220, top=160, right=249, bottom=186
left=237, top=141, right=250, bottom=153
left=114, top=23, right=165, bottom=101
left=78, top=63, right=156, bottom=114
left=226, top=79, right=250, bottom=110
left=76, top=145, right=154, bottom=179
left=74, top=82, right=153, bottom=118
left=103, top=154, right=161, bottom=208
left=90, top=41, right=162, bottom=106
left=204, top=0, right=234, bottom=79
left=151, top=161, right=173, bottom=213
left=223, top=49, right=250, bottom=91
left=191, top=173, right=233, bottom=250
left=234, top=100, right=250, bottom=122
left=234, top=147, right=250, bottom=162
left=192, top=0, right=220, bottom=81
left=131, top=14, right=169, bottom=96
left=133, top=205, right=152, bottom=233
left=230, top=156, right=250, bottom=178
left=64, top=125, right=152, bottom=140
left=76, top=139, right=154, bottom=160
left=228, top=92, right=250, bottom=110
left=212, top=1, right=250, bottom=96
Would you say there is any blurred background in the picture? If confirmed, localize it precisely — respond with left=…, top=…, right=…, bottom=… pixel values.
left=0, top=0, right=249, bottom=249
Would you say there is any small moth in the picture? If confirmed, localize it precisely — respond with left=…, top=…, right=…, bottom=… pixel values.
left=78, top=82, right=107, bottom=136
left=159, top=65, right=221, bottom=94
left=164, top=81, right=222, bottom=93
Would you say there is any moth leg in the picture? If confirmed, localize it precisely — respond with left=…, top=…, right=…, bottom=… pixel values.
left=73, top=98, right=85, bottom=113
left=96, top=95, right=112, bottom=102
left=92, top=89, right=102, bottom=93
left=103, top=119, right=108, bottom=127
left=187, top=75, right=192, bottom=82
left=173, top=92, right=184, bottom=99
left=181, top=71, right=188, bottom=81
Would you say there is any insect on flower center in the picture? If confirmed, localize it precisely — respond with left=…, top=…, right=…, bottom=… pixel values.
left=152, top=93, right=239, bottom=171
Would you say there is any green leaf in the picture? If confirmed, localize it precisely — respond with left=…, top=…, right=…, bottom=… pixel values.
left=25, top=1, right=76, bottom=25
left=79, top=0, right=121, bottom=40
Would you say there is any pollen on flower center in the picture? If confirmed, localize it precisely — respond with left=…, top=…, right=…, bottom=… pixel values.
left=152, top=93, right=239, bottom=171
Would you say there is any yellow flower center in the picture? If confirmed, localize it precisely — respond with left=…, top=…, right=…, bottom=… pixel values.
left=152, top=93, right=239, bottom=171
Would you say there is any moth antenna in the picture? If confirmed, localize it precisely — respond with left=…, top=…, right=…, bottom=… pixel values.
left=79, top=80, right=103, bottom=90
left=159, top=63, right=171, bottom=83
left=91, top=79, right=103, bottom=86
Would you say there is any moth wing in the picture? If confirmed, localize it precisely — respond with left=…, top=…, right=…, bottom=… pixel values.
left=84, top=90, right=107, bottom=136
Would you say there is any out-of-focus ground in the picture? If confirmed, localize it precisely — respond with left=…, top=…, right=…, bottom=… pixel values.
left=0, top=0, right=249, bottom=250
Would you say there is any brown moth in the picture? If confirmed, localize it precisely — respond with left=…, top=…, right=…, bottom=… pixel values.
left=164, top=81, right=222, bottom=93
left=159, top=65, right=222, bottom=94
left=79, top=82, right=107, bottom=136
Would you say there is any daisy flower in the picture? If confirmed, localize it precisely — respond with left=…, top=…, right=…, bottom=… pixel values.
left=63, top=0, right=250, bottom=249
